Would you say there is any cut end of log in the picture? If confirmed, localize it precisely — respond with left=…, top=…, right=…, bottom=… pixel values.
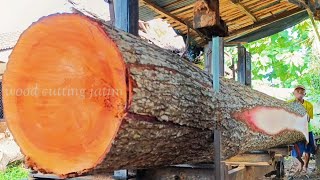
left=233, top=106, right=309, bottom=141
left=3, top=14, right=128, bottom=175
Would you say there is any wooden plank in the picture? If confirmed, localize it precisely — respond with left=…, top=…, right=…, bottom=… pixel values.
left=250, top=0, right=282, bottom=12
left=222, top=162, right=229, bottom=180
left=226, top=154, right=271, bottom=163
left=140, top=0, right=207, bottom=40
left=231, top=0, right=258, bottom=22
left=224, top=162, right=271, bottom=166
left=245, top=0, right=277, bottom=10
left=223, top=14, right=247, bottom=23
left=227, top=26, right=259, bottom=39
left=227, top=17, right=253, bottom=28
left=228, top=166, right=245, bottom=180
left=244, top=166, right=275, bottom=180
left=268, top=147, right=290, bottom=156
left=253, top=2, right=289, bottom=17
left=228, top=165, right=245, bottom=175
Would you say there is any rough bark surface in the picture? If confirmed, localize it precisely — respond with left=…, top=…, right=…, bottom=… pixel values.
left=3, top=14, right=308, bottom=176
left=90, top=17, right=307, bottom=172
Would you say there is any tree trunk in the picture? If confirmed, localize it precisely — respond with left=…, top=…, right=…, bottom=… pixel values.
left=3, top=14, right=308, bottom=177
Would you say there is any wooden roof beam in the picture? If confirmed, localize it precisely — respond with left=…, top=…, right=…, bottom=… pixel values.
left=140, top=0, right=208, bottom=41
left=288, top=0, right=320, bottom=20
left=231, top=0, right=258, bottom=22
left=225, top=8, right=305, bottom=42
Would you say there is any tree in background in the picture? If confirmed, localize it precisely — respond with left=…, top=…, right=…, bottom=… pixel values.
left=225, top=19, right=320, bottom=134
left=225, top=19, right=320, bottom=102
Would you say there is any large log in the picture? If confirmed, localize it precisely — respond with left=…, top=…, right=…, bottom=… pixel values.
left=3, top=14, right=308, bottom=177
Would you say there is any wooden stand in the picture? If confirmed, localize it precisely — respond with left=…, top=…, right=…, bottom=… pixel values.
left=136, top=147, right=288, bottom=180
left=27, top=147, right=288, bottom=180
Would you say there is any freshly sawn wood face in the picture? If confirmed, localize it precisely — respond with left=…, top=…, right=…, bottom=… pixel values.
left=3, top=14, right=308, bottom=177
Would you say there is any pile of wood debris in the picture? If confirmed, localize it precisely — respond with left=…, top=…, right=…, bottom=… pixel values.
left=0, top=122, right=23, bottom=171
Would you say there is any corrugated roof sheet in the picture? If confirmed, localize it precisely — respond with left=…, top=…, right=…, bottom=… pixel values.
left=139, top=0, right=305, bottom=46
left=140, top=6, right=159, bottom=21
left=139, top=0, right=196, bottom=21
left=0, top=1, right=307, bottom=49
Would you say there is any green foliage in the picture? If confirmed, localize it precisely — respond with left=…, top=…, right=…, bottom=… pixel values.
left=225, top=19, right=320, bottom=103
left=0, top=161, right=29, bottom=180
left=243, top=20, right=314, bottom=89
left=226, top=18, right=320, bottom=132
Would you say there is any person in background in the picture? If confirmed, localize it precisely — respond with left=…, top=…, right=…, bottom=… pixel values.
left=290, top=85, right=316, bottom=172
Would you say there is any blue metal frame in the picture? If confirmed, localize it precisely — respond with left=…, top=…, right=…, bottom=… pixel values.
left=114, top=0, right=129, bottom=32
left=114, top=0, right=139, bottom=35
left=211, top=36, right=223, bottom=92
left=211, top=36, right=225, bottom=180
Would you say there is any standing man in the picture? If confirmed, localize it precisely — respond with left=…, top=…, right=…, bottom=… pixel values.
left=290, top=85, right=316, bottom=172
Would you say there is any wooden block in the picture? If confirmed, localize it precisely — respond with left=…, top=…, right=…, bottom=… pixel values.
left=224, top=162, right=271, bottom=167
left=193, top=0, right=218, bottom=29
left=225, top=153, right=271, bottom=163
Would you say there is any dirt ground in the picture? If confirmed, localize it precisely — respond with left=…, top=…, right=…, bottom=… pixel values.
left=284, top=156, right=320, bottom=180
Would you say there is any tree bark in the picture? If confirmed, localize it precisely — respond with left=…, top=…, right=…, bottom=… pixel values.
left=3, top=14, right=308, bottom=177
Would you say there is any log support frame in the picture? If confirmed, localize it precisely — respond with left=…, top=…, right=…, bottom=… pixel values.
left=211, top=36, right=225, bottom=179
left=204, top=41, right=212, bottom=73
left=237, top=46, right=251, bottom=86
left=211, top=36, right=224, bottom=92
left=141, top=0, right=207, bottom=40
left=113, top=0, right=139, bottom=177
left=29, top=148, right=289, bottom=179
left=133, top=148, right=288, bottom=180
left=204, top=38, right=224, bottom=81
left=114, top=0, right=139, bottom=35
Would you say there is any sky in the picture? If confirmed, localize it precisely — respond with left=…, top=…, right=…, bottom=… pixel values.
left=0, top=0, right=110, bottom=34
left=0, top=0, right=71, bottom=33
